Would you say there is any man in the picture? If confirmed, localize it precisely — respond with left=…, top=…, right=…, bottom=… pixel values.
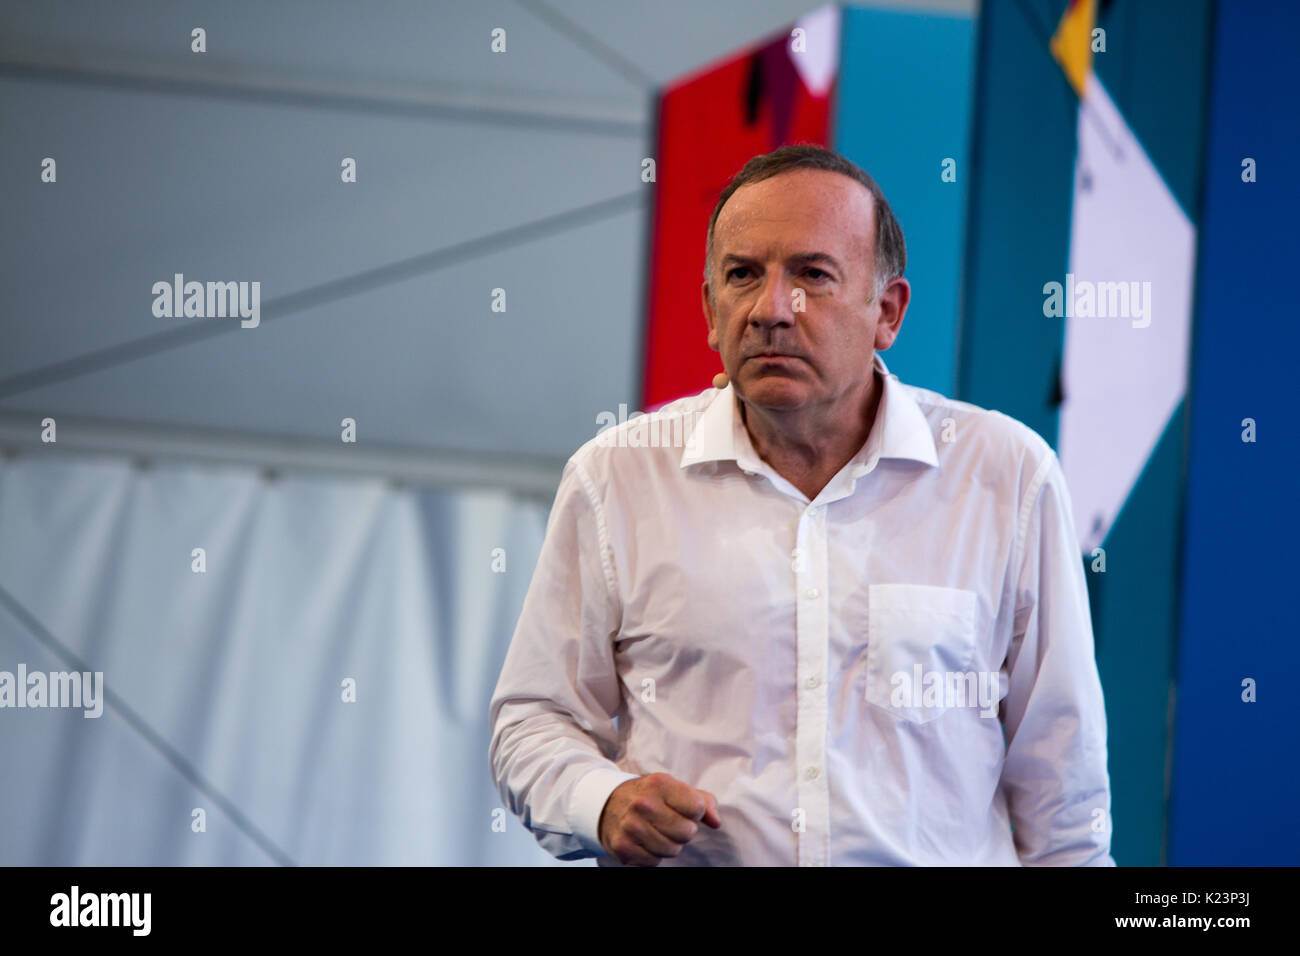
left=489, top=144, right=1113, bottom=866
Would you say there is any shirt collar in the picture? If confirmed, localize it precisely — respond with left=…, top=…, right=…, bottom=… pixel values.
left=680, top=352, right=939, bottom=475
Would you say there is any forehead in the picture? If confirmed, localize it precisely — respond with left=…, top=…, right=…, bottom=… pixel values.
left=715, top=168, right=875, bottom=256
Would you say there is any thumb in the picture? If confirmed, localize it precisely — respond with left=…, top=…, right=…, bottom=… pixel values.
left=699, top=791, right=722, bottom=829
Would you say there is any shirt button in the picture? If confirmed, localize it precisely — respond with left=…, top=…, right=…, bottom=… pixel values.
left=806, top=676, right=820, bottom=689
left=805, top=766, right=820, bottom=780
left=804, top=587, right=820, bottom=599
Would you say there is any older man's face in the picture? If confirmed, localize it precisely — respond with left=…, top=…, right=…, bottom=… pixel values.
left=702, top=168, right=903, bottom=414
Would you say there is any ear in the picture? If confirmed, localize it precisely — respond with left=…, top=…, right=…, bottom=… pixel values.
left=873, top=277, right=910, bottom=351
left=702, top=280, right=720, bottom=352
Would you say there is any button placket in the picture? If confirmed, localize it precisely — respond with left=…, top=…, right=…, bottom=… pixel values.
left=794, top=502, right=830, bottom=867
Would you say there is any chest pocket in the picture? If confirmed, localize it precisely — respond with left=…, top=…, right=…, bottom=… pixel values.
left=865, top=583, right=978, bottom=723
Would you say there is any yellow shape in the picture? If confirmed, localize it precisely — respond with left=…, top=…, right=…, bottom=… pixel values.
left=1050, top=0, right=1097, bottom=97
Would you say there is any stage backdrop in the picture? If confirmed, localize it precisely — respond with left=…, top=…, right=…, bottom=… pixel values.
left=640, top=2, right=975, bottom=408
left=961, top=0, right=1215, bottom=865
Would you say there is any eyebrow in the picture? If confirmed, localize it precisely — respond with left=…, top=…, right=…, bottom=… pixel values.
left=720, top=251, right=844, bottom=272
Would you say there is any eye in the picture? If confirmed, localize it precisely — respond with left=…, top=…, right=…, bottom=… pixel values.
left=726, top=266, right=752, bottom=282
left=804, top=268, right=831, bottom=281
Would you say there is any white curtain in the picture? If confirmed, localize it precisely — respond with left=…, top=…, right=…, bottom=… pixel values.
left=0, top=451, right=574, bottom=865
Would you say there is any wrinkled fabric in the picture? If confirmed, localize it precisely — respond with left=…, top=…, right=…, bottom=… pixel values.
left=0, top=451, right=565, bottom=865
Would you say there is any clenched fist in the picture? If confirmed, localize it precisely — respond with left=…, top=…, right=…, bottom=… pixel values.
left=597, top=772, right=722, bottom=866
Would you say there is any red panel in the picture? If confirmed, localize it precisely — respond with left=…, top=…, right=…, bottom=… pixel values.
left=641, top=34, right=835, bottom=409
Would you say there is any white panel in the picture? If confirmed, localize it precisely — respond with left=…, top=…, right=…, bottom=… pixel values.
left=791, top=3, right=840, bottom=96
left=1057, top=72, right=1196, bottom=554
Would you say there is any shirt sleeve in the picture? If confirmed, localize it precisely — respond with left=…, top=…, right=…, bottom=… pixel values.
left=488, top=454, right=639, bottom=860
left=999, top=450, right=1115, bottom=866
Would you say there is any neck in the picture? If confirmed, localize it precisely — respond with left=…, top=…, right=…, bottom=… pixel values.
left=739, top=368, right=883, bottom=501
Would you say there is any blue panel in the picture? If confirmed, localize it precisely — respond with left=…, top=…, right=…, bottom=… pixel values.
left=834, top=5, right=974, bottom=395
left=1169, top=0, right=1300, bottom=865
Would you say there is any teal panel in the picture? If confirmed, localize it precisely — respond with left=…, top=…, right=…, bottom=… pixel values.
left=1093, top=0, right=1214, bottom=225
left=957, top=0, right=1076, bottom=444
left=834, top=5, right=975, bottom=395
left=1089, top=400, right=1187, bottom=866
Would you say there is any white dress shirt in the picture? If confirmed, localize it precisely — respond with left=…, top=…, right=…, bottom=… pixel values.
left=489, top=353, right=1114, bottom=866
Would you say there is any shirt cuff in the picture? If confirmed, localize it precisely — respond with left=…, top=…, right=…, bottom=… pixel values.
left=568, top=766, right=640, bottom=856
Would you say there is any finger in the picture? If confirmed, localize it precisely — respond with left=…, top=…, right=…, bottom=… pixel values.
left=625, top=817, right=686, bottom=859
left=649, top=810, right=699, bottom=845
left=612, top=839, right=662, bottom=867
left=660, top=778, right=712, bottom=823
left=625, top=787, right=698, bottom=841
left=700, top=792, right=722, bottom=829
left=621, top=796, right=696, bottom=848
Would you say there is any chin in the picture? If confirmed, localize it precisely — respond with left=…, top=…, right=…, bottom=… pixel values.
left=740, top=377, right=809, bottom=408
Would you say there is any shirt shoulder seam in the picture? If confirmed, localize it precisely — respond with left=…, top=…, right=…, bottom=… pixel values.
left=1011, top=449, right=1058, bottom=611
left=570, top=456, right=620, bottom=603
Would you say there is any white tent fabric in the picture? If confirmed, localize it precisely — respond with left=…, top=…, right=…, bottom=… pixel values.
left=0, top=451, right=569, bottom=865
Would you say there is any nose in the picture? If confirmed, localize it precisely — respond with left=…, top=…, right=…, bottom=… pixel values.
left=745, top=271, right=796, bottom=332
